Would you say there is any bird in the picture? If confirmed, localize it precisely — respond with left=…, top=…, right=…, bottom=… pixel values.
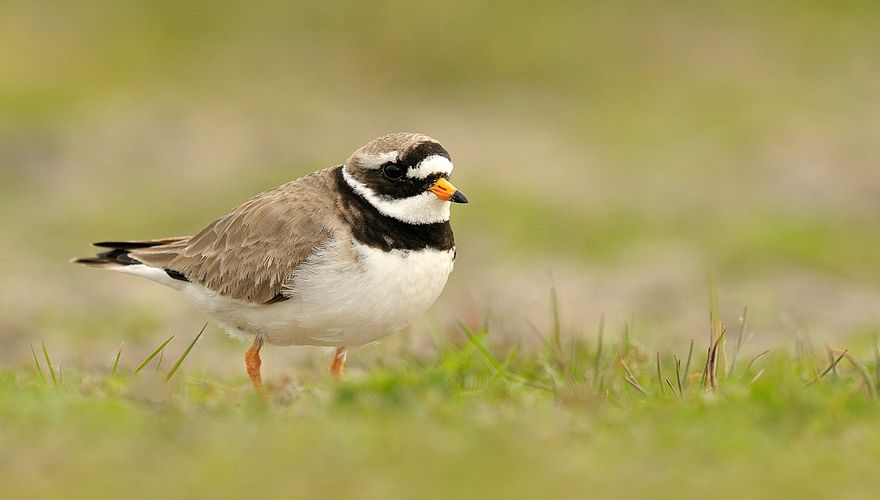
left=73, top=132, right=468, bottom=394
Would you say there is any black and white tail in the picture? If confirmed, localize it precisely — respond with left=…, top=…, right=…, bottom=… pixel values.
left=72, top=238, right=191, bottom=286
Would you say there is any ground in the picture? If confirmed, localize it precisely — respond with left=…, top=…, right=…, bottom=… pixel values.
left=2, top=321, right=879, bottom=498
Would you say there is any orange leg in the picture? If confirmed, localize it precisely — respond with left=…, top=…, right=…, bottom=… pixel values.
left=330, top=347, right=347, bottom=380
left=245, top=336, right=266, bottom=397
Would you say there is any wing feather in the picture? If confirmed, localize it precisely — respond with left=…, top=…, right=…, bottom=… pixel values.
left=131, top=168, right=339, bottom=304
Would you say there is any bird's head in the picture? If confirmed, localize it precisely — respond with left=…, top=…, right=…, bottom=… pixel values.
left=343, top=132, right=468, bottom=225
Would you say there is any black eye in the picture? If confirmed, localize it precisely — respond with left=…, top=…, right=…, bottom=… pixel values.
left=382, top=163, right=405, bottom=180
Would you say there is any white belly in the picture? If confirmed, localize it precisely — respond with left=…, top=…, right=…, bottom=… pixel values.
left=182, top=238, right=455, bottom=347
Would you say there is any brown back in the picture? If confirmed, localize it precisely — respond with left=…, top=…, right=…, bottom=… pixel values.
left=131, top=168, right=340, bottom=304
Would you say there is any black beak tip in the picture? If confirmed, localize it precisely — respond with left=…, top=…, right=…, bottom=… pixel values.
left=450, top=190, right=469, bottom=204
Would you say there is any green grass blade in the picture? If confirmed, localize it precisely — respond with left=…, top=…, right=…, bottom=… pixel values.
left=488, top=348, right=519, bottom=386
left=656, top=352, right=664, bottom=394
left=134, top=335, right=175, bottom=374
left=166, top=323, right=207, bottom=381
left=592, top=313, right=605, bottom=382
left=683, top=339, right=694, bottom=391
left=459, top=321, right=501, bottom=372
left=566, top=336, right=578, bottom=381
left=700, top=347, right=710, bottom=390
left=111, top=341, right=124, bottom=376
left=549, top=282, right=563, bottom=367
left=459, top=321, right=548, bottom=391
left=41, top=341, right=58, bottom=387
left=30, top=344, right=46, bottom=386
left=874, top=334, right=880, bottom=397
left=674, top=355, right=683, bottom=395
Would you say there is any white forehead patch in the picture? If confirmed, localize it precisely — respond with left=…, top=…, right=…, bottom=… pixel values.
left=342, top=167, right=451, bottom=224
left=360, top=151, right=399, bottom=169
left=407, top=155, right=454, bottom=179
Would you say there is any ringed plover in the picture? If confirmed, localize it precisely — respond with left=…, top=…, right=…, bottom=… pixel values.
left=73, top=132, right=468, bottom=393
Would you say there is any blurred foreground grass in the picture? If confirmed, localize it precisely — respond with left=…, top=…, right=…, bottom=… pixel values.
left=2, top=310, right=880, bottom=499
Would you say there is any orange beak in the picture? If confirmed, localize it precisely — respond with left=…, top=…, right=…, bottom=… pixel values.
left=428, top=178, right=469, bottom=204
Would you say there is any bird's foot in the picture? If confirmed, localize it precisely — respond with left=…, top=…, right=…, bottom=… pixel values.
left=330, top=347, right=347, bottom=380
left=245, top=336, right=267, bottom=399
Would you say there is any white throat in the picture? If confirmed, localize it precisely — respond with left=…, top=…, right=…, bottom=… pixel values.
left=342, top=167, right=451, bottom=225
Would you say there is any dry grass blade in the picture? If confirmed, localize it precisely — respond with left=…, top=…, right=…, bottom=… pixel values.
left=721, top=336, right=728, bottom=379
left=41, top=341, right=58, bottom=387
left=619, top=358, right=647, bottom=396
left=134, top=335, right=175, bottom=374
left=751, top=368, right=766, bottom=383
left=825, top=346, right=839, bottom=379
left=707, top=328, right=726, bottom=391
left=30, top=344, right=47, bottom=386
left=748, top=350, right=770, bottom=371
left=806, top=349, right=847, bottom=387
left=831, top=348, right=876, bottom=396
left=618, top=357, right=636, bottom=381
left=623, top=376, right=647, bottom=396
left=729, top=305, right=749, bottom=374
left=665, top=378, right=679, bottom=398
left=166, top=323, right=207, bottom=381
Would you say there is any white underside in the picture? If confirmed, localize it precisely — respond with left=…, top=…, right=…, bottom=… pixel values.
left=117, top=238, right=455, bottom=347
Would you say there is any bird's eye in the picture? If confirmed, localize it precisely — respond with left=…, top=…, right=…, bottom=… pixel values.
left=382, top=163, right=405, bottom=180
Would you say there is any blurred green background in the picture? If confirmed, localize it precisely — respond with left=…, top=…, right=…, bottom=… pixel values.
left=3, top=2, right=880, bottom=498
left=1, top=0, right=879, bottom=366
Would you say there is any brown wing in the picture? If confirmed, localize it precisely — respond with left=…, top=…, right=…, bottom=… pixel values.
left=131, top=168, right=339, bottom=304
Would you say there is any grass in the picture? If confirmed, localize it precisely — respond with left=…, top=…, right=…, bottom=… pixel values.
left=3, top=297, right=880, bottom=499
